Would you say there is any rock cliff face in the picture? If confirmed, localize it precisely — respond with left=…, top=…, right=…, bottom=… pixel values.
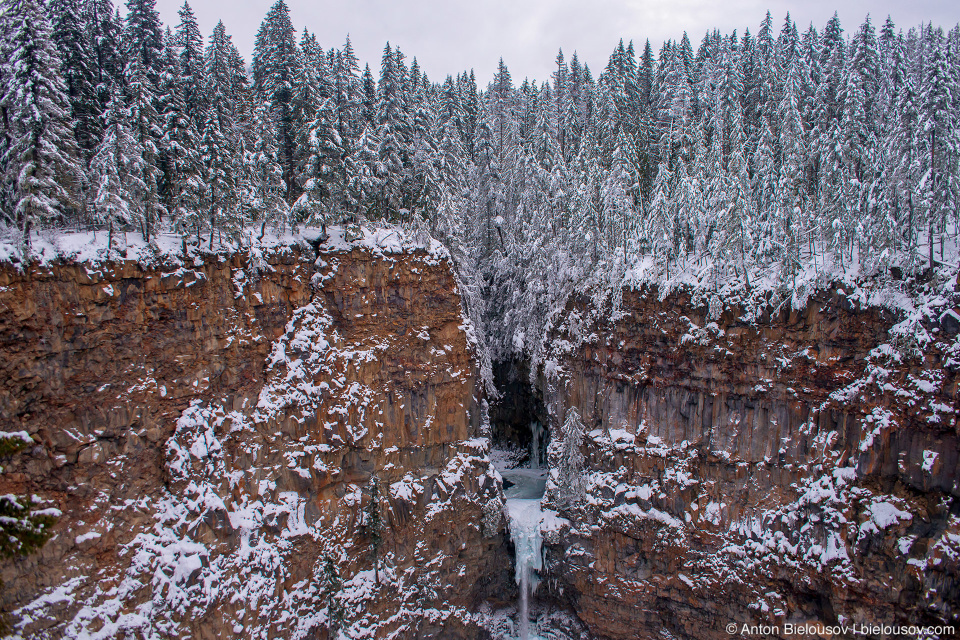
left=539, top=287, right=959, bottom=639
left=0, top=240, right=510, bottom=639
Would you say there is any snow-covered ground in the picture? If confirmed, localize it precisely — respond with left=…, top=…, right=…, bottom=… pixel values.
left=0, top=222, right=449, bottom=269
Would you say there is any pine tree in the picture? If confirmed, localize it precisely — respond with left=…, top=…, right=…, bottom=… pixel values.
left=0, top=0, right=83, bottom=246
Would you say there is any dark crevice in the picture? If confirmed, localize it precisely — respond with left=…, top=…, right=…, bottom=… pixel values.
left=489, top=359, right=550, bottom=466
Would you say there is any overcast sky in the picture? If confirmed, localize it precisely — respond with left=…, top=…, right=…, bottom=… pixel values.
left=151, top=0, right=960, bottom=86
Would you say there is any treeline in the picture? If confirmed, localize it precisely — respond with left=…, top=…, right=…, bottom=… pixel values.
left=1, top=0, right=959, bottom=353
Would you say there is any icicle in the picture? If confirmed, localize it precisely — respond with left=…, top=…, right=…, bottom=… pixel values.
left=530, top=421, right=540, bottom=470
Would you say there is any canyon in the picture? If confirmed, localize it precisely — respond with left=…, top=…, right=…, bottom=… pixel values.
left=0, top=234, right=958, bottom=639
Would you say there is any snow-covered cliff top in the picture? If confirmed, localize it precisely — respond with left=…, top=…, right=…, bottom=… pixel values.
left=0, top=223, right=448, bottom=269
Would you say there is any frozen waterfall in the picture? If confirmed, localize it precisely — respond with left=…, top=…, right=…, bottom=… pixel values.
left=501, top=466, right=547, bottom=640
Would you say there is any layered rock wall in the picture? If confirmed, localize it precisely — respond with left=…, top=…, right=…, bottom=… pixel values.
left=540, top=288, right=959, bottom=639
left=0, top=241, right=510, bottom=639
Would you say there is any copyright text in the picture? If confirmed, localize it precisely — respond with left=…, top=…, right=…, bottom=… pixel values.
left=726, top=622, right=955, bottom=636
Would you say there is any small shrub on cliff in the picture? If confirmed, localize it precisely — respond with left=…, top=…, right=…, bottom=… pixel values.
left=320, top=557, right=345, bottom=636
left=554, top=408, right=586, bottom=510
left=0, top=433, right=59, bottom=635
left=361, top=476, right=384, bottom=585
left=0, top=496, right=58, bottom=560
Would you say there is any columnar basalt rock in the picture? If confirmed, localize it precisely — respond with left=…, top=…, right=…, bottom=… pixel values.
left=540, top=288, right=959, bottom=640
left=0, top=242, right=511, bottom=639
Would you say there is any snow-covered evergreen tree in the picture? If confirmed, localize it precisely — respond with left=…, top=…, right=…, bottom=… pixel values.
left=83, top=0, right=123, bottom=104
left=200, top=107, right=239, bottom=246
left=158, top=38, right=202, bottom=232
left=248, top=101, right=289, bottom=236
left=123, top=54, right=164, bottom=239
left=49, top=0, right=101, bottom=159
left=90, top=89, right=144, bottom=251
left=175, top=1, right=206, bottom=129
left=553, top=406, right=586, bottom=510
left=0, top=0, right=83, bottom=247
left=253, top=0, right=301, bottom=200
left=124, top=0, right=164, bottom=85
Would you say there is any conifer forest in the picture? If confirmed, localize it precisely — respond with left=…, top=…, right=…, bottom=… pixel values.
left=2, top=0, right=960, bottom=638
left=1, top=0, right=959, bottom=363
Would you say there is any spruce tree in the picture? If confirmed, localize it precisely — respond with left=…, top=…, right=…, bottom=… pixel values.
left=124, top=0, right=164, bottom=85
left=0, top=0, right=83, bottom=246
left=175, top=1, right=206, bottom=129
left=253, top=0, right=301, bottom=200
left=50, top=0, right=101, bottom=159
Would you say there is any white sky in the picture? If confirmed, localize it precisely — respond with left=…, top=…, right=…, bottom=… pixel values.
left=152, top=0, right=960, bottom=86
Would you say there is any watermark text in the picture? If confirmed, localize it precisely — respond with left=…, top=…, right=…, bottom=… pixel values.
left=726, top=622, right=955, bottom=636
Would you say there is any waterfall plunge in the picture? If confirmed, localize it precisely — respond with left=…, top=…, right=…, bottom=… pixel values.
left=508, top=497, right=544, bottom=640
left=501, top=422, right=548, bottom=640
